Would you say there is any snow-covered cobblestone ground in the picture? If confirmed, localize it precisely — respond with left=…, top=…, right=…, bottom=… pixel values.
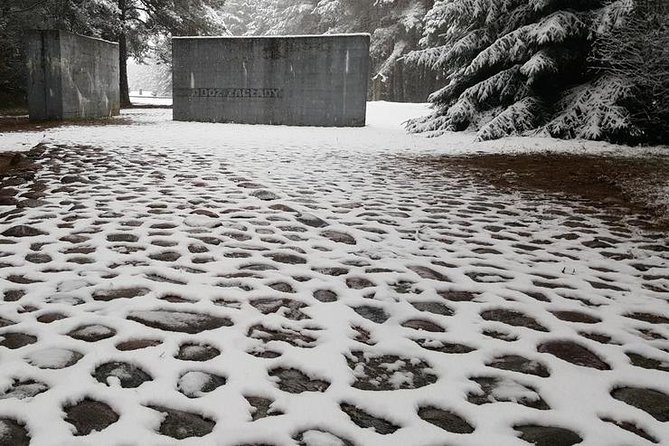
left=0, top=105, right=668, bottom=445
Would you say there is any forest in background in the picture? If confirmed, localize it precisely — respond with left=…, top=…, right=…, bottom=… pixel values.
left=1, top=0, right=667, bottom=143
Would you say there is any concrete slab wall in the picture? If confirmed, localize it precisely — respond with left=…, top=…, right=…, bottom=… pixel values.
left=172, top=35, right=370, bottom=127
left=26, top=30, right=120, bottom=120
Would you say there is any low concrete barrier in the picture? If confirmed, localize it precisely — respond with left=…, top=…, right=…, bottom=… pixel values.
left=26, top=30, right=120, bottom=120
left=172, top=34, right=370, bottom=127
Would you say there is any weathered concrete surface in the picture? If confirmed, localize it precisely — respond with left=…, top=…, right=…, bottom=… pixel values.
left=172, top=35, right=370, bottom=127
left=26, top=30, right=120, bottom=120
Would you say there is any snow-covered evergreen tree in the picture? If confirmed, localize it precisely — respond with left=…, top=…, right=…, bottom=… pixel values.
left=243, top=0, right=320, bottom=36
left=406, top=0, right=639, bottom=141
left=590, top=0, right=669, bottom=143
left=219, top=0, right=259, bottom=35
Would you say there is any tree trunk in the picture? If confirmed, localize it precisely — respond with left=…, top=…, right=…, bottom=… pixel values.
left=118, top=0, right=131, bottom=107
left=119, top=34, right=131, bottom=107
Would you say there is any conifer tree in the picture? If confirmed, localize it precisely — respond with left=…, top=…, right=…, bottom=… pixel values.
left=405, top=0, right=639, bottom=141
left=220, top=0, right=259, bottom=35
left=590, top=0, right=669, bottom=143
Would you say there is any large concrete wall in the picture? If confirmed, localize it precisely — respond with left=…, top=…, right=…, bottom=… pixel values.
left=26, top=30, right=120, bottom=120
left=172, top=35, right=370, bottom=127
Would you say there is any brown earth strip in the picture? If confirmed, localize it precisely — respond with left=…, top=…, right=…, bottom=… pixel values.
left=420, top=153, right=669, bottom=229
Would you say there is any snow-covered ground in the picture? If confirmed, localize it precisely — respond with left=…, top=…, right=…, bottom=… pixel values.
left=2, top=102, right=667, bottom=156
left=129, top=94, right=173, bottom=107
left=0, top=104, right=668, bottom=445
left=0, top=131, right=45, bottom=154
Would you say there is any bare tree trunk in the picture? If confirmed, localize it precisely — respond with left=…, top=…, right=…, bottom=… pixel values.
left=118, top=0, right=131, bottom=107
left=119, top=34, right=131, bottom=107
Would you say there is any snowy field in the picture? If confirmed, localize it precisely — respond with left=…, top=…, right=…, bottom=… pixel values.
left=0, top=104, right=668, bottom=445
left=2, top=102, right=668, bottom=156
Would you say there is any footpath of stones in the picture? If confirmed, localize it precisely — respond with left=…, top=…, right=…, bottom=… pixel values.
left=0, top=113, right=668, bottom=446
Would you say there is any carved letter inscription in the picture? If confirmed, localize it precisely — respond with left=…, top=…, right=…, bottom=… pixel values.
left=174, top=88, right=283, bottom=98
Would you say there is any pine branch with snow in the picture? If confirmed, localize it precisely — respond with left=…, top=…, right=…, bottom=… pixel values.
left=545, top=75, right=637, bottom=140
left=477, top=96, right=543, bottom=140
